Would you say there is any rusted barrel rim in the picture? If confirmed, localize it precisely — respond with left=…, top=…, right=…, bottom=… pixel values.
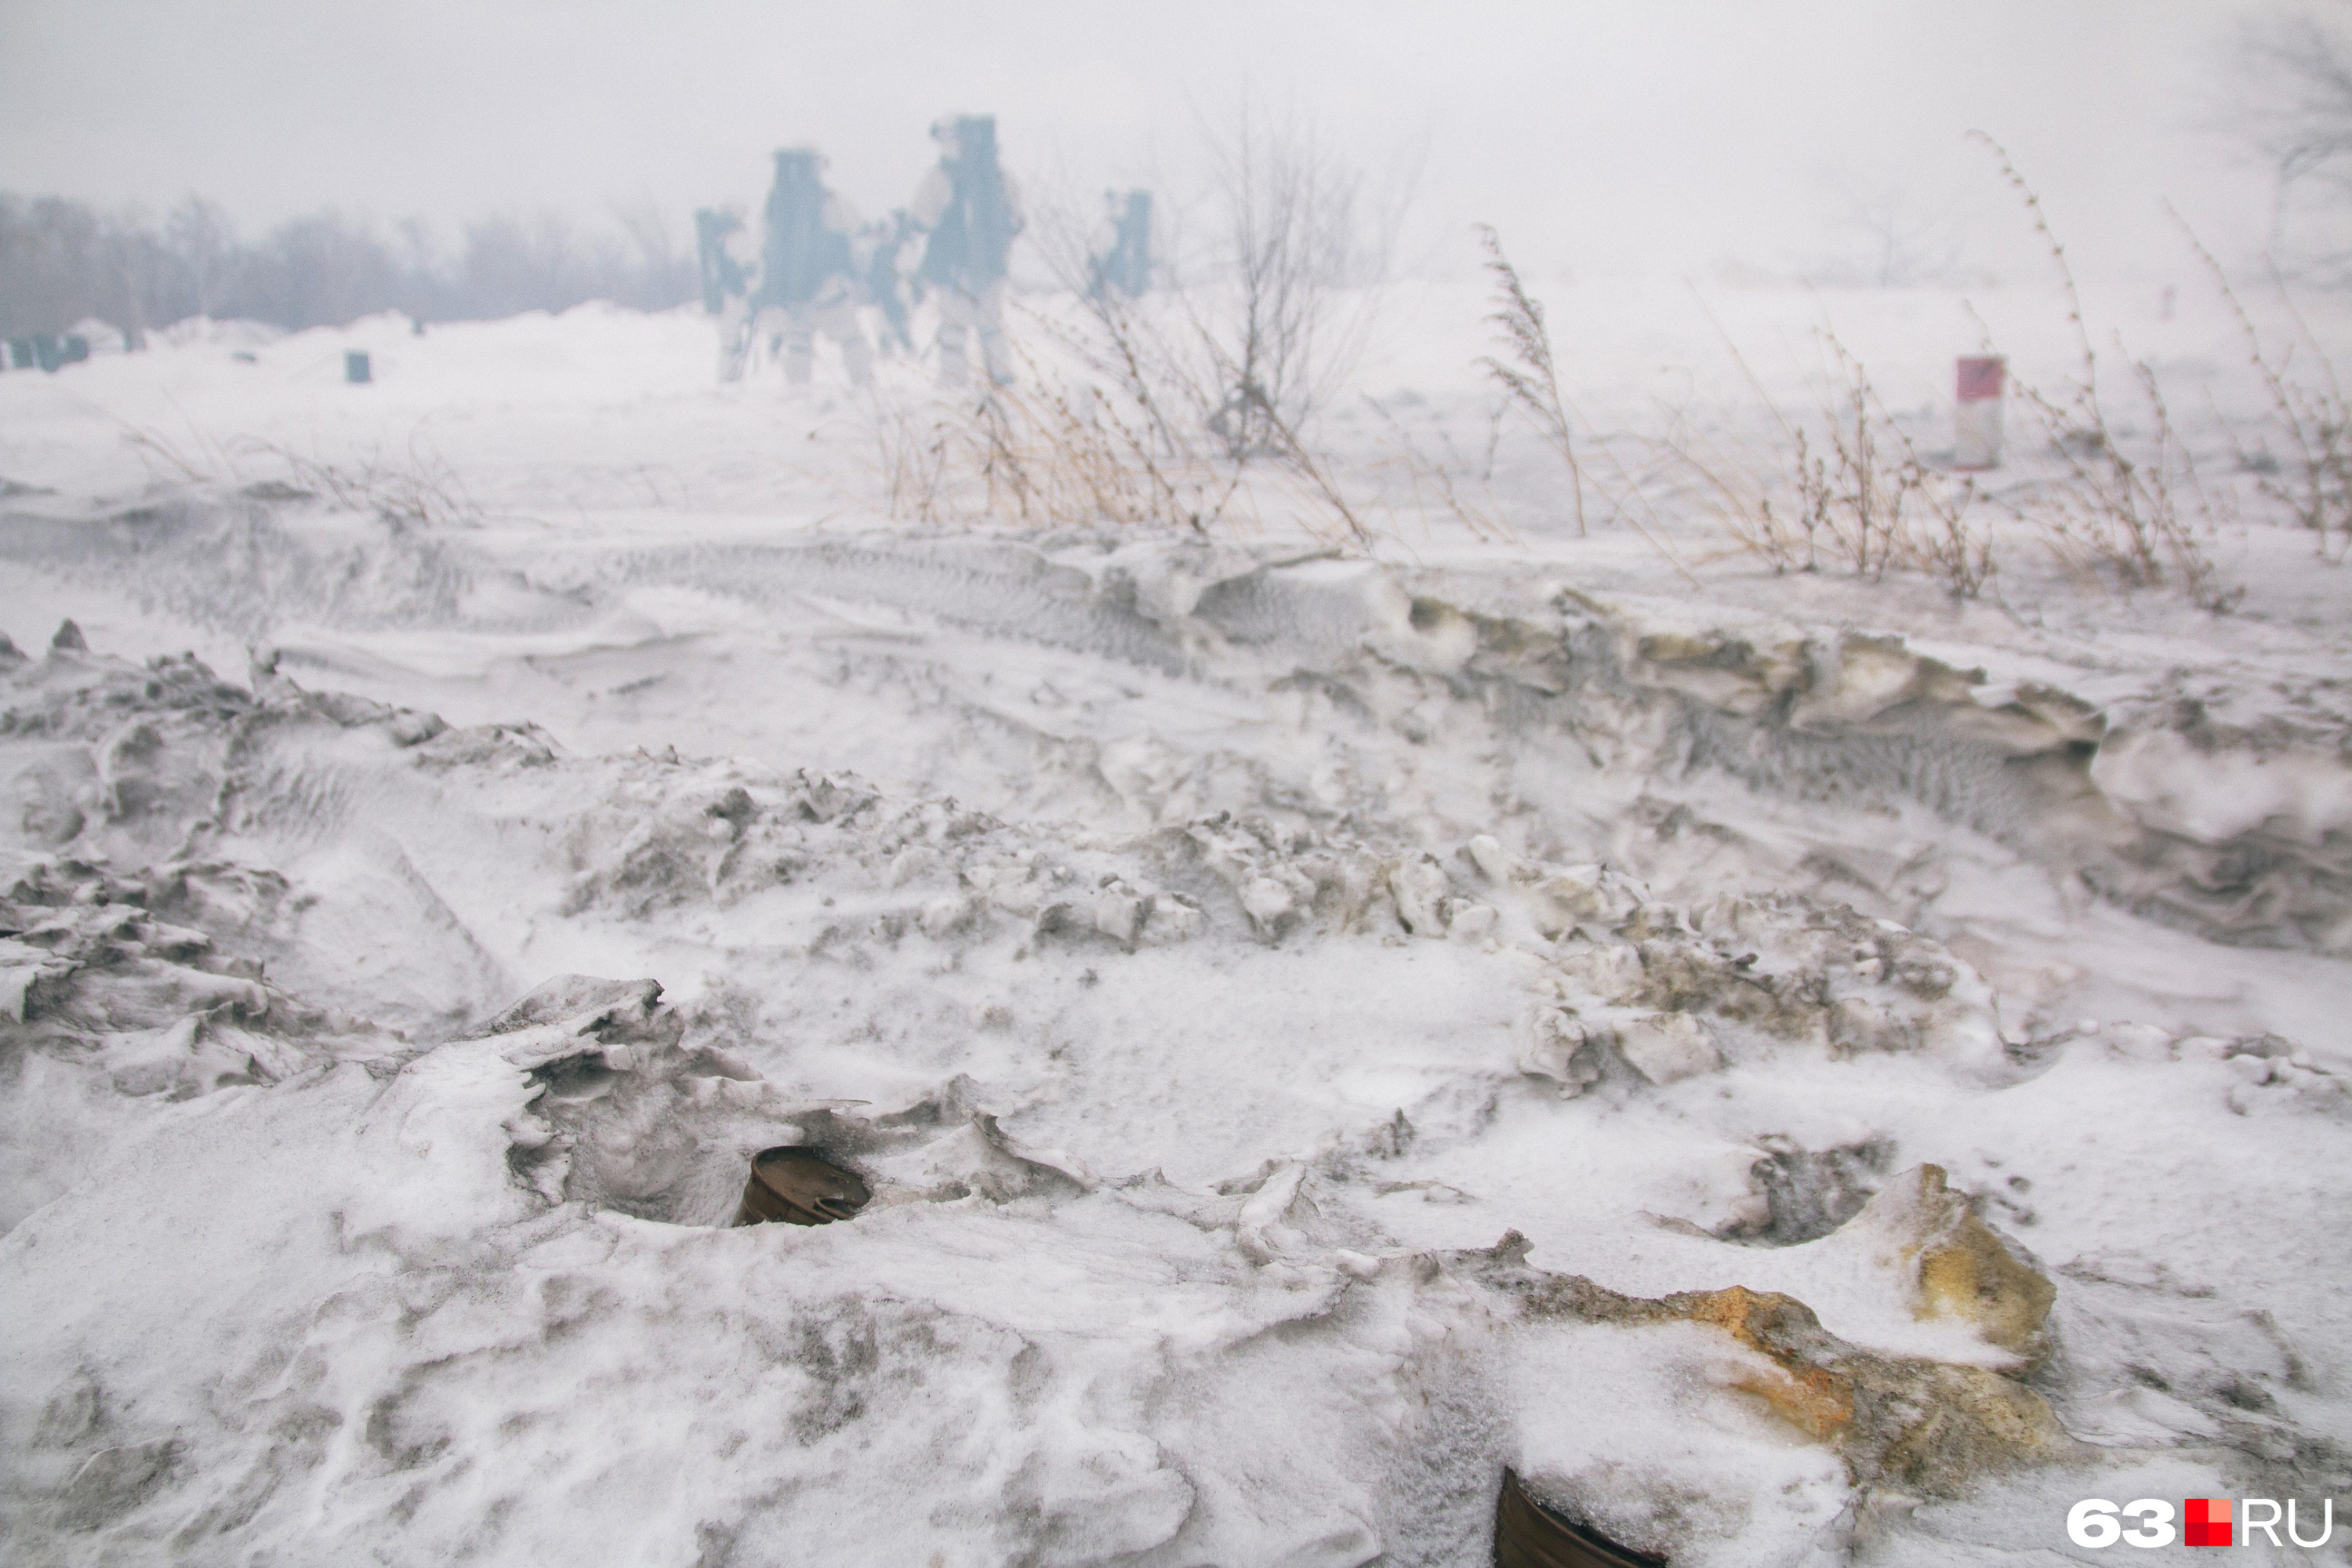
left=735, top=1145, right=871, bottom=1227
left=1494, top=1468, right=1667, bottom=1568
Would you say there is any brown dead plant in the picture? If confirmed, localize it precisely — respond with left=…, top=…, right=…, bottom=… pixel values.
left=252, top=439, right=481, bottom=531
left=1474, top=226, right=1698, bottom=580
left=1658, top=314, right=1993, bottom=598
left=2176, top=212, right=2350, bottom=563
left=862, top=394, right=955, bottom=525
left=1973, top=132, right=2235, bottom=608
left=115, top=412, right=484, bottom=531
left=865, top=101, right=1384, bottom=546
left=1363, top=394, right=1516, bottom=544
left=1475, top=223, right=1589, bottom=537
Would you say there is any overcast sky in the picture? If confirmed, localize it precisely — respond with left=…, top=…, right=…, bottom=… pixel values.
left=0, top=0, right=2288, bottom=281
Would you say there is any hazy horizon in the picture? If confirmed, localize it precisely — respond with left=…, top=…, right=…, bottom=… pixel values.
left=0, top=1, right=2298, bottom=283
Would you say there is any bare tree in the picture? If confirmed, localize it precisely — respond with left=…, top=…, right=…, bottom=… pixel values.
left=165, top=198, right=238, bottom=319
left=1817, top=172, right=1967, bottom=288
left=98, top=207, right=169, bottom=349
left=246, top=211, right=405, bottom=330
left=1, top=189, right=759, bottom=337
left=953, top=98, right=1394, bottom=543
left=1184, top=97, right=1374, bottom=456
left=463, top=210, right=590, bottom=318
left=608, top=195, right=695, bottom=311
left=393, top=216, right=445, bottom=318
left=2232, top=5, right=2352, bottom=273
left=0, top=194, right=103, bottom=338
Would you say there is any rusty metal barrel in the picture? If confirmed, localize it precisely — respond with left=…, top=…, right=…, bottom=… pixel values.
left=734, top=1145, right=870, bottom=1226
left=1494, top=1469, right=1666, bottom=1568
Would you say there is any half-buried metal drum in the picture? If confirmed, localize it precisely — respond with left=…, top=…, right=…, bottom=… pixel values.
left=735, top=1146, right=871, bottom=1226
left=1494, top=1469, right=1666, bottom=1568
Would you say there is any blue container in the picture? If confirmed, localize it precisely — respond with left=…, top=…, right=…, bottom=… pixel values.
left=345, top=350, right=372, bottom=384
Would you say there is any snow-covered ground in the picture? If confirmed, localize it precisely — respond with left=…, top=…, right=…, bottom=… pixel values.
left=2, top=284, right=2348, bottom=1566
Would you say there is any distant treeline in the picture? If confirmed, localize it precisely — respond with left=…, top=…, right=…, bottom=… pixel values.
left=0, top=193, right=699, bottom=343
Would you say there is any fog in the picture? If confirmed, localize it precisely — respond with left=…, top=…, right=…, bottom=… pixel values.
left=0, top=0, right=2281, bottom=280
left=9, top=8, right=2352, bottom=1567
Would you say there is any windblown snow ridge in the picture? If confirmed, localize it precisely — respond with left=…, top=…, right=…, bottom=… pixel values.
left=0, top=487, right=581, bottom=638
left=2, top=489, right=2342, bottom=951
left=603, top=530, right=2352, bottom=953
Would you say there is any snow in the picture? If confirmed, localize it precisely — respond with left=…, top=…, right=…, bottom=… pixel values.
left=2, top=283, right=2349, bottom=1565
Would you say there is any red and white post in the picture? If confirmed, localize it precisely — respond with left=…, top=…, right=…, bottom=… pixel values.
left=1954, top=355, right=2005, bottom=471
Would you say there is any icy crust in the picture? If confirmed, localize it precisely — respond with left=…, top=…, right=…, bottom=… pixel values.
left=597, top=532, right=1222, bottom=677
left=534, top=526, right=2352, bottom=953
left=3, top=964, right=2331, bottom=1566
left=0, top=1005, right=1467, bottom=1564
left=0, top=975, right=2064, bottom=1568
left=0, top=487, right=583, bottom=640
left=8, top=495, right=2348, bottom=952
left=2085, top=677, right=2352, bottom=954
left=1079, top=536, right=2338, bottom=954
left=0, top=854, right=404, bottom=1235
left=1220, top=552, right=2351, bottom=956
left=1472, top=835, right=2006, bottom=1095
left=0, top=630, right=506, bottom=1036
left=5, top=637, right=2350, bottom=1563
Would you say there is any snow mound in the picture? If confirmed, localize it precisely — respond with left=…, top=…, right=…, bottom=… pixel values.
left=0, top=491, right=581, bottom=641
left=5, top=634, right=2348, bottom=1563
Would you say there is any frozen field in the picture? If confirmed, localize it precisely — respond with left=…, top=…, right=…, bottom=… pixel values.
left=2, top=281, right=2349, bottom=1566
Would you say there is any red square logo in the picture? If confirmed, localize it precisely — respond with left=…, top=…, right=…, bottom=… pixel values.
left=2185, top=1497, right=2232, bottom=1548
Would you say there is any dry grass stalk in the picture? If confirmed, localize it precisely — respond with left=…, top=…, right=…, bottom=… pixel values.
left=1474, top=227, right=1698, bottom=581
left=1656, top=321, right=1994, bottom=598
left=1364, top=394, right=1516, bottom=544
left=256, top=440, right=481, bottom=531
left=1973, top=132, right=2234, bottom=608
left=860, top=139, right=1381, bottom=546
left=117, top=415, right=483, bottom=530
left=862, top=395, right=954, bottom=525
left=860, top=320, right=1367, bottom=545
left=2176, top=214, right=2350, bottom=562
left=118, top=417, right=241, bottom=486
left=967, top=353, right=1240, bottom=533
left=1475, top=223, right=1588, bottom=536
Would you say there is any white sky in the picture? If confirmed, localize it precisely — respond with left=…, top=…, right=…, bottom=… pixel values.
left=0, top=0, right=2288, bottom=281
